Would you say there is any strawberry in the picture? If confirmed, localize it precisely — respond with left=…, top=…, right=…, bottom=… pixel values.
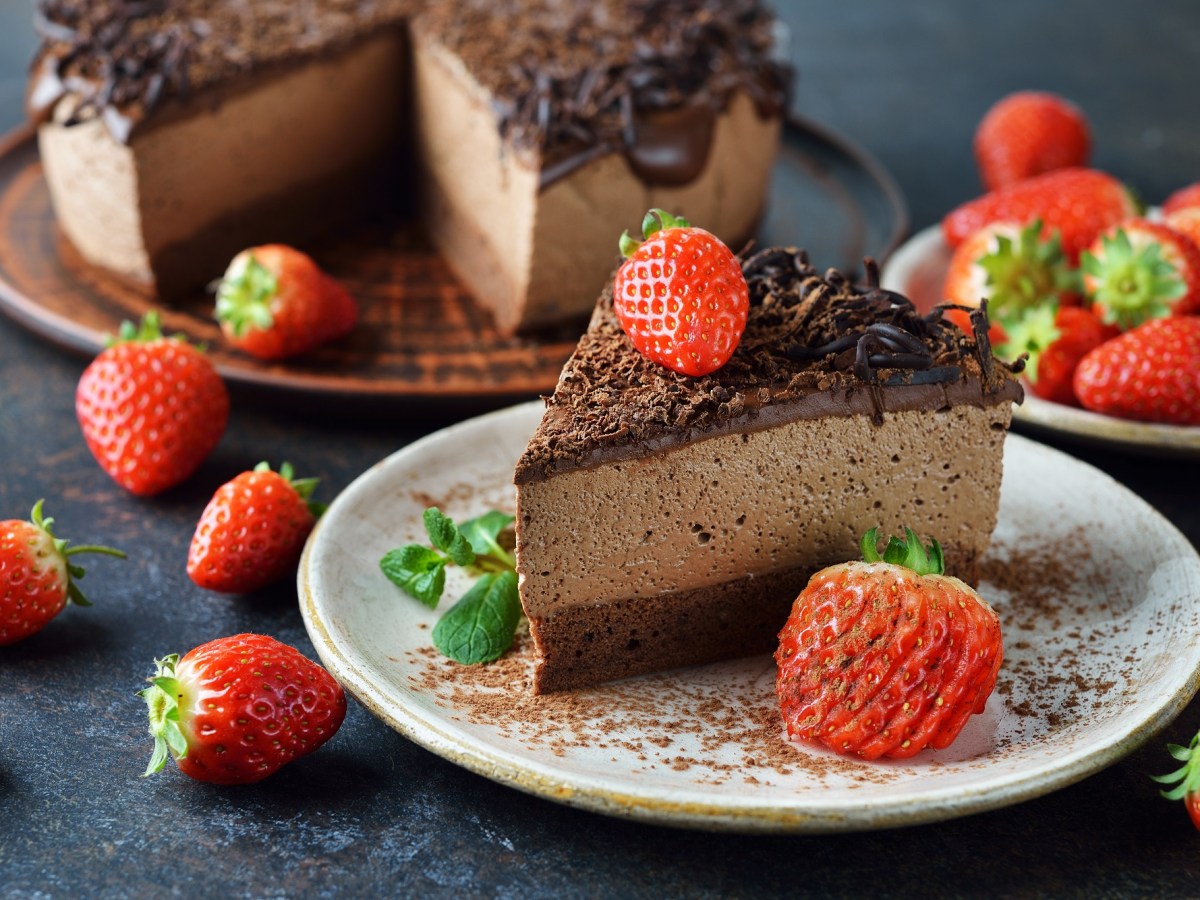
left=216, top=245, right=358, bottom=360
left=942, top=168, right=1139, bottom=262
left=76, top=312, right=229, bottom=497
left=140, top=633, right=346, bottom=784
left=0, top=500, right=125, bottom=645
left=942, top=219, right=1079, bottom=318
left=1081, top=219, right=1200, bottom=329
left=775, top=528, right=1002, bottom=761
left=996, top=304, right=1118, bottom=406
left=1164, top=208, right=1200, bottom=256
left=1153, top=730, right=1200, bottom=831
left=974, top=91, right=1091, bottom=191
left=1074, top=317, right=1200, bottom=424
left=187, top=462, right=325, bottom=594
left=612, top=209, right=749, bottom=376
left=1163, top=183, right=1200, bottom=216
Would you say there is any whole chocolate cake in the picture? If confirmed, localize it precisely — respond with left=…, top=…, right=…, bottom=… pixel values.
left=514, top=249, right=1024, bottom=693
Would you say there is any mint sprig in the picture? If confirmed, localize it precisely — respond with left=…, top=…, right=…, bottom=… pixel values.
left=380, top=507, right=519, bottom=664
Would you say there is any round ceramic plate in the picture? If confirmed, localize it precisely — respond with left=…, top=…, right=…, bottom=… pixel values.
left=298, top=402, right=1200, bottom=833
left=0, top=117, right=906, bottom=414
left=881, top=223, right=1200, bottom=457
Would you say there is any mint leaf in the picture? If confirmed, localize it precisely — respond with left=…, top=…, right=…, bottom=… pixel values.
left=380, top=545, right=446, bottom=609
left=432, top=570, right=521, bottom=665
left=423, top=508, right=475, bottom=566
left=458, top=510, right=515, bottom=560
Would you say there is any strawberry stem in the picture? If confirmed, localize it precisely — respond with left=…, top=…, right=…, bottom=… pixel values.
left=1152, top=731, right=1200, bottom=803
left=619, top=209, right=692, bottom=258
left=216, top=253, right=279, bottom=337
left=860, top=527, right=945, bottom=576
left=1082, top=228, right=1185, bottom=329
left=139, top=654, right=190, bottom=777
left=996, top=303, right=1061, bottom=384
left=28, top=500, right=126, bottom=608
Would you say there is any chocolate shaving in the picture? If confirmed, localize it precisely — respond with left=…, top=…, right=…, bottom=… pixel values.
left=29, top=0, right=415, bottom=140
left=418, top=0, right=791, bottom=159
left=515, top=248, right=1025, bottom=483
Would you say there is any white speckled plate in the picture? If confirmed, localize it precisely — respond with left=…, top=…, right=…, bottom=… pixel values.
left=298, top=401, right=1200, bottom=833
left=881, top=223, right=1200, bottom=458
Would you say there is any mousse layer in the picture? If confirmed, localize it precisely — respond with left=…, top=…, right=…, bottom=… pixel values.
left=514, top=250, right=1023, bottom=692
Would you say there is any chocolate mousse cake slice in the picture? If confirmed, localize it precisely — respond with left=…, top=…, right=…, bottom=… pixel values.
left=409, top=0, right=788, bottom=332
left=28, top=0, right=789, bottom=332
left=29, top=0, right=411, bottom=297
left=513, top=250, right=1024, bottom=693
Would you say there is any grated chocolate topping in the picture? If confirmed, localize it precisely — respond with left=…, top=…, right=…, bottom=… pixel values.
left=29, top=0, right=790, bottom=152
left=415, top=0, right=791, bottom=161
left=29, top=0, right=414, bottom=142
left=514, top=247, right=1024, bottom=484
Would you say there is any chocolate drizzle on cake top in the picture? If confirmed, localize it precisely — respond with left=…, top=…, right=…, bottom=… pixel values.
left=514, top=247, right=1024, bottom=484
left=418, top=0, right=790, bottom=185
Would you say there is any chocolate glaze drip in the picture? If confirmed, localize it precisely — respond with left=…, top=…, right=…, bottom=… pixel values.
left=515, top=247, right=1024, bottom=484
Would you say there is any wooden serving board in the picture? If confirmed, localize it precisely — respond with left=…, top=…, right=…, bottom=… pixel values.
left=0, top=117, right=907, bottom=414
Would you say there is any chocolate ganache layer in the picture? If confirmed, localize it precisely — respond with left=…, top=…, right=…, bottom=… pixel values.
left=514, top=249, right=1025, bottom=485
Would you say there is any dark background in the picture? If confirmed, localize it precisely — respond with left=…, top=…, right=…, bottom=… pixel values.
left=2, top=1, right=1200, bottom=896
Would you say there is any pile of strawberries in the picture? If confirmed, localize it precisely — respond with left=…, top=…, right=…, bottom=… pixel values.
left=941, top=91, right=1200, bottom=425
left=2, top=244, right=359, bottom=785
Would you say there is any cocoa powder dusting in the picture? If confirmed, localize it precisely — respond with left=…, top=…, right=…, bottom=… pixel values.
left=407, top=524, right=1145, bottom=781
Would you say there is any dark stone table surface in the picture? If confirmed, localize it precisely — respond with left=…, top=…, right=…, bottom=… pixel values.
left=2, top=1, right=1199, bottom=896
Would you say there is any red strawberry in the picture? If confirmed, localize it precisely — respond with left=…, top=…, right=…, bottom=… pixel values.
left=612, top=209, right=749, bottom=376
left=974, top=91, right=1091, bottom=191
left=996, top=304, right=1119, bottom=406
left=1074, top=317, right=1200, bottom=424
left=1081, top=219, right=1200, bottom=329
left=775, top=528, right=1002, bottom=761
left=216, top=245, right=358, bottom=360
left=76, top=313, right=229, bottom=497
left=140, top=633, right=346, bottom=784
left=1153, top=730, right=1200, bottom=831
left=942, top=219, right=1079, bottom=318
left=0, top=500, right=125, bottom=644
left=942, top=168, right=1139, bottom=262
left=187, top=462, right=324, bottom=594
left=1164, top=208, right=1200, bottom=255
left=1163, top=183, right=1200, bottom=216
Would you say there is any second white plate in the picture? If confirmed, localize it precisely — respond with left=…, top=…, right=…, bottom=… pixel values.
left=299, top=401, right=1200, bottom=833
left=881, top=223, right=1200, bottom=457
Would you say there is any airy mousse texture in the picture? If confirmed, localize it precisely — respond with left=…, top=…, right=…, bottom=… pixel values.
left=514, top=249, right=1024, bottom=693
left=28, top=0, right=789, bottom=331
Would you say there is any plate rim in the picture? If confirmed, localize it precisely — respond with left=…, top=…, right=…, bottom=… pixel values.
left=298, top=400, right=1200, bottom=833
left=880, top=222, right=1200, bottom=456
